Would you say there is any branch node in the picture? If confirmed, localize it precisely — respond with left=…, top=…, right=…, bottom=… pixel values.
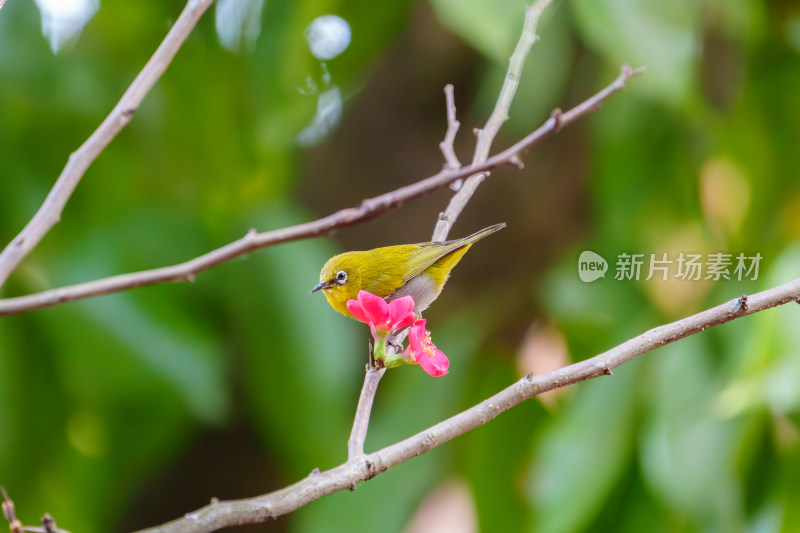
left=731, top=294, right=749, bottom=313
left=182, top=273, right=195, bottom=283
left=602, top=363, right=613, bottom=376
left=210, top=497, right=220, bottom=505
left=40, top=514, right=56, bottom=533
left=359, top=198, right=378, bottom=212
left=310, top=467, right=321, bottom=476
left=550, top=107, right=563, bottom=133
left=509, top=154, right=525, bottom=169
left=621, top=63, right=633, bottom=78
left=422, top=431, right=437, bottom=449
left=122, top=107, right=136, bottom=119
left=364, top=458, right=379, bottom=480
left=622, top=63, right=646, bottom=79
left=449, top=179, right=463, bottom=192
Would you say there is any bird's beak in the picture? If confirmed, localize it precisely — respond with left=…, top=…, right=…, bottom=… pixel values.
left=310, top=280, right=332, bottom=294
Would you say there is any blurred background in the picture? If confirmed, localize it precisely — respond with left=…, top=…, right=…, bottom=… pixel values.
left=1, top=0, right=800, bottom=531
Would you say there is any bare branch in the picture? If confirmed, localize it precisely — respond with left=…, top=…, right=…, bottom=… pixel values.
left=2, top=488, right=69, bottom=533
left=433, top=0, right=553, bottom=241
left=0, top=0, right=215, bottom=288
left=0, top=66, right=642, bottom=317
left=438, top=84, right=461, bottom=170
left=133, top=279, right=800, bottom=533
left=347, top=366, right=386, bottom=460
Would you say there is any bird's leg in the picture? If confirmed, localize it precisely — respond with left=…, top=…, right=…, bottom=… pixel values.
left=387, top=311, right=421, bottom=351
left=387, top=325, right=411, bottom=352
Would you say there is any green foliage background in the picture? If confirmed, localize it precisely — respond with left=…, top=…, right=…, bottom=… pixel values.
left=1, top=0, right=799, bottom=532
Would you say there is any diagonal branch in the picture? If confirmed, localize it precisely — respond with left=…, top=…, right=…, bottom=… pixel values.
left=0, top=65, right=643, bottom=317
left=0, top=0, right=215, bottom=288
left=133, top=279, right=800, bottom=533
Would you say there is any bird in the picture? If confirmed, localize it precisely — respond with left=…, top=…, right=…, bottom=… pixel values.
left=311, top=223, right=506, bottom=318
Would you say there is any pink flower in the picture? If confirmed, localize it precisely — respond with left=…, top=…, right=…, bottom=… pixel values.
left=346, top=291, right=416, bottom=335
left=408, top=319, right=449, bottom=377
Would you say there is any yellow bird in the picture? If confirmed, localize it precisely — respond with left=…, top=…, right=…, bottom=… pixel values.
left=311, top=223, right=505, bottom=318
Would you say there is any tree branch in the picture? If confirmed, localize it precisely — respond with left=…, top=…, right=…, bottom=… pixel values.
left=0, top=65, right=642, bottom=317
left=132, top=280, right=800, bottom=533
left=347, top=366, right=386, bottom=460
left=0, top=0, right=215, bottom=289
left=349, top=0, right=556, bottom=471
left=432, top=0, right=552, bottom=241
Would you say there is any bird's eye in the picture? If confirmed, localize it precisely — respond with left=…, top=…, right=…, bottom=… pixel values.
left=335, top=270, right=348, bottom=285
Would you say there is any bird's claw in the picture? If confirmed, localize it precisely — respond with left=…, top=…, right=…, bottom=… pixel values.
left=387, top=339, right=404, bottom=352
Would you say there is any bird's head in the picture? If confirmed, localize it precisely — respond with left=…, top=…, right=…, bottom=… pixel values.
left=310, top=252, right=363, bottom=317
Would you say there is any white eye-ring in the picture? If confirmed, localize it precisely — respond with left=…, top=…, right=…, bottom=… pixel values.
left=335, top=270, right=348, bottom=285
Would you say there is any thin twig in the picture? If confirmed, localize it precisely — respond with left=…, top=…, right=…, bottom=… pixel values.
left=432, top=0, right=552, bottom=241
left=0, top=66, right=642, bottom=317
left=0, top=0, right=215, bottom=289
left=438, top=84, right=461, bottom=170
left=347, top=366, right=386, bottom=460
left=133, top=279, right=800, bottom=533
left=2, top=487, right=23, bottom=533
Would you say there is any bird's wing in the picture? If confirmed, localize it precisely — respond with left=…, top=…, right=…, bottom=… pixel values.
left=401, top=241, right=468, bottom=283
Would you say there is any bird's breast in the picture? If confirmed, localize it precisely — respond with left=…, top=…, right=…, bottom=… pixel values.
left=324, top=290, right=353, bottom=317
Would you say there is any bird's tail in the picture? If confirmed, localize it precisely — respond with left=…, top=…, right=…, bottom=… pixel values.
left=451, top=222, right=506, bottom=246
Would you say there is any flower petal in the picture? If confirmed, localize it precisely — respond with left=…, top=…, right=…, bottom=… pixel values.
left=388, top=296, right=416, bottom=329
left=408, top=319, right=449, bottom=377
left=358, top=290, right=390, bottom=326
left=346, top=299, right=370, bottom=324
left=416, top=347, right=449, bottom=377
left=409, top=319, right=427, bottom=353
